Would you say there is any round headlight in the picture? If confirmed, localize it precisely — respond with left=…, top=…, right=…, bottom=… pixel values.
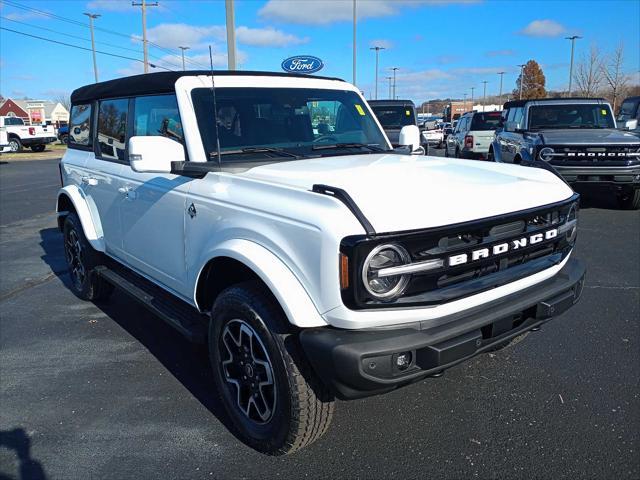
left=362, top=244, right=411, bottom=300
left=538, top=147, right=555, bottom=161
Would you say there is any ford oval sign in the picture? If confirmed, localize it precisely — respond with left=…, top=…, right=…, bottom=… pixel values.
left=281, top=55, right=324, bottom=74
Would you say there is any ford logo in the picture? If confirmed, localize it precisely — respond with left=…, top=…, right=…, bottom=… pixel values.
left=281, top=55, right=324, bottom=74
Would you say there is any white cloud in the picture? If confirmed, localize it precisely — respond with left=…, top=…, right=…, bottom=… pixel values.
left=116, top=50, right=248, bottom=77
left=259, top=0, right=479, bottom=25
left=519, top=19, right=566, bottom=37
left=369, top=39, right=393, bottom=50
left=141, top=23, right=306, bottom=50
left=236, top=26, right=309, bottom=47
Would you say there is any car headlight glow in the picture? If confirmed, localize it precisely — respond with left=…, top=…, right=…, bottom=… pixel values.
left=362, top=244, right=411, bottom=300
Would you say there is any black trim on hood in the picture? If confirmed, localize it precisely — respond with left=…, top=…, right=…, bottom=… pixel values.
left=312, top=184, right=375, bottom=236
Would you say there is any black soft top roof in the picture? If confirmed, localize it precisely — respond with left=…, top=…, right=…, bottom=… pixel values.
left=503, top=97, right=607, bottom=109
left=70, top=70, right=345, bottom=104
left=368, top=99, right=416, bottom=107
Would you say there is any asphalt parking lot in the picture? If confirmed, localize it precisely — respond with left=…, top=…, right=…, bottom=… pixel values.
left=1, top=151, right=639, bottom=480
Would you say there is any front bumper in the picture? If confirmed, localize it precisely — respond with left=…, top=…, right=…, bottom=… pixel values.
left=300, top=258, right=586, bottom=400
left=553, top=164, right=640, bottom=187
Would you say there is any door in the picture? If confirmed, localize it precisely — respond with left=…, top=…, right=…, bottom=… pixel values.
left=499, top=107, right=524, bottom=163
left=80, top=99, right=128, bottom=257
left=117, top=94, right=191, bottom=297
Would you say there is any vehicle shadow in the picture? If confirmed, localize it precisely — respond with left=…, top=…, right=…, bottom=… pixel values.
left=0, top=428, right=48, bottom=480
left=37, top=228, right=238, bottom=443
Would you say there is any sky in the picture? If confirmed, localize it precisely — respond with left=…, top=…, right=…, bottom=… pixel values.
left=1, top=0, right=639, bottom=104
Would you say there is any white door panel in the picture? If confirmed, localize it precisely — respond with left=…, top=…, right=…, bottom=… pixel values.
left=118, top=168, right=191, bottom=295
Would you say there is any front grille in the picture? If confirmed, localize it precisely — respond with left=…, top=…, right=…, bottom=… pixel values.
left=341, top=195, right=579, bottom=309
left=545, top=145, right=640, bottom=167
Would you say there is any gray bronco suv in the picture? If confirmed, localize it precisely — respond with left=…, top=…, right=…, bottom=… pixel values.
left=490, top=98, right=640, bottom=209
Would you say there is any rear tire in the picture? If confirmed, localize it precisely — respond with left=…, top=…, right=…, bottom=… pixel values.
left=209, top=282, right=334, bottom=455
left=617, top=190, right=640, bottom=210
left=455, top=147, right=461, bottom=158
left=63, top=213, right=113, bottom=302
left=487, top=147, right=495, bottom=162
left=30, top=145, right=46, bottom=152
left=60, top=134, right=69, bottom=145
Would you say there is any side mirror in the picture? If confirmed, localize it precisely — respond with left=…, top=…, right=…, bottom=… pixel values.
left=399, top=124, right=422, bottom=153
left=128, top=136, right=185, bottom=173
left=624, top=119, right=638, bottom=130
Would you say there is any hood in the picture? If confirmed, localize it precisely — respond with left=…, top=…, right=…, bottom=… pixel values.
left=538, top=128, right=640, bottom=145
left=239, top=153, right=574, bottom=233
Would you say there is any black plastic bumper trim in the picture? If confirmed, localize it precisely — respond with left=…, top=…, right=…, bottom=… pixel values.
left=300, top=257, right=586, bottom=400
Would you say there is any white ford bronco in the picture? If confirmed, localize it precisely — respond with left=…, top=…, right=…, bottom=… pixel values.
left=57, top=71, right=585, bottom=454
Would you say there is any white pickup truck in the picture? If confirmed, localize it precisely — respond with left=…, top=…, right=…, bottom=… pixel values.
left=0, top=124, right=10, bottom=153
left=0, top=116, right=57, bottom=152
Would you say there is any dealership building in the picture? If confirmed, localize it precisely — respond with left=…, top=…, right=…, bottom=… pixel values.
left=0, top=98, right=69, bottom=127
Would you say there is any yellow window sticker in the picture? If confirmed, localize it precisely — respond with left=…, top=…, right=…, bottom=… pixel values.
left=405, top=110, right=411, bottom=116
left=355, top=104, right=366, bottom=116
left=601, top=109, right=607, bottom=115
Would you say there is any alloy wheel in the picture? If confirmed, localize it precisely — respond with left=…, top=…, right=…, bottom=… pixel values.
left=220, top=319, right=276, bottom=424
left=64, top=228, right=86, bottom=291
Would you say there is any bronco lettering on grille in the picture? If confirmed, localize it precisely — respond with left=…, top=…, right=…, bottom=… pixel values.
left=448, top=228, right=558, bottom=267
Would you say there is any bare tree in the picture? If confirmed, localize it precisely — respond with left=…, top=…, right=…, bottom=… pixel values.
left=573, top=45, right=604, bottom=97
left=51, top=92, right=71, bottom=113
left=601, top=42, right=629, bottom=112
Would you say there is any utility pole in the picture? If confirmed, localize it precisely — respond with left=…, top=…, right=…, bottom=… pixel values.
left=517, top=64, right=526, bottom=100
left=390, top=67, right=399, bottom=99
left=225, top=0, right=237, bottom=70
left=132, top=0, right=158, bottom=74
left=481, top=80, right=488, bottom=112
left=565, top=35, right=581, bottom=96
left=497, top=71, right=505, bottom=104
left=83, top=13, right=100, bottom=83
left=470, top=87, right=475, bottom=109
left=370, top=46, right=385, bottom=100
left=386, top=76, right=392, bottom=99
left=178, top=46, right=190, bottom=71
left=352, top=0, right=356, bottom=85
left=463, top=93, right=468, bottom=112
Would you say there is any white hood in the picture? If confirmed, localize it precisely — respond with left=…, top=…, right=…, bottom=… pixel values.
left=240, top=154, right=574, bottom=233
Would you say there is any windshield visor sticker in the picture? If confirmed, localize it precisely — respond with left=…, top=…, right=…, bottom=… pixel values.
left=355, top=104, right=366, bottom=116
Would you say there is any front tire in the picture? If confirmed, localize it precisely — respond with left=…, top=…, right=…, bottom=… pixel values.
left=617, top=189, right=640, bottom=210
left=63, top=213, right=113, bottom=301
left=209, top=282, right=334, bottom=455
left=8, top=137, right=22, bottom=153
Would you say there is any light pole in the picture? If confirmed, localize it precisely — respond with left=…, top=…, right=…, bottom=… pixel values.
left=352, top=0, right=357, bottom=85
left=481, top=80, right=488, bottom=112
left=390, top=67, right=399, bottom=99
left=225, top=0, right=237, bottom=70
left=178, top=46, right=190, bottom=71
left=132, top=0, right=158, bottom=74
left=470, top=87, right=475, bottom=109
left=83, top=13, right=100, bottom=83
left=370, top=46, right=385, bottom=100
left=517, top=64, right=526, bottom=100
left=565, top=35, right=582, bottom=96
left=386, top=76, right=392, bottom=99
left=463, top=93, right=468, bottom=113
left=497, top=71, right=505, bottom=104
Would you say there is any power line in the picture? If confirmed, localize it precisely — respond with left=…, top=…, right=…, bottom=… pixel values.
left=2, top=0, right=208, bottom=69
left=0, top=26, right=174, bottom=71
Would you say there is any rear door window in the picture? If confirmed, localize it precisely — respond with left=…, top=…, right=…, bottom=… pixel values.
left=68, top=104, right=92, bottom=148
left=97, top=98, right=128, bottom=161
left=133, top=94, right=183, bottom=143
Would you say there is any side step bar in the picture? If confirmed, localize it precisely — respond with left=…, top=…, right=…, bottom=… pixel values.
left=95, top=265, right=208, bottom=344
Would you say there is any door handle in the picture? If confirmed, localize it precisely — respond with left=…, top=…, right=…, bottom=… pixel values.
left=81, top=176, right=98, bottom=186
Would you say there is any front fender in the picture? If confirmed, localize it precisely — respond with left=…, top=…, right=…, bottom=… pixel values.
left=57, top=185, right=105, bottom=252
left=194, top=239, right=328, bottom=328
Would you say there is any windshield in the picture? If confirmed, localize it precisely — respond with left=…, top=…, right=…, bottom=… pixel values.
left=191, top=87, right=389, bottom=162
left=370, top=105, right=416, bottom=129
left=617, top=99, right=639, bottom=122
left=470, top=112, right=502, bottom=130
left=528, top=104, right=615, bottom=129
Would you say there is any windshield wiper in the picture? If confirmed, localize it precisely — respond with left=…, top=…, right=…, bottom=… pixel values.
left=567, top=125, right=607, bottom=129
left=311, top=143, right=387, bottom=152
left=210, top=147, right=301, bottom=159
